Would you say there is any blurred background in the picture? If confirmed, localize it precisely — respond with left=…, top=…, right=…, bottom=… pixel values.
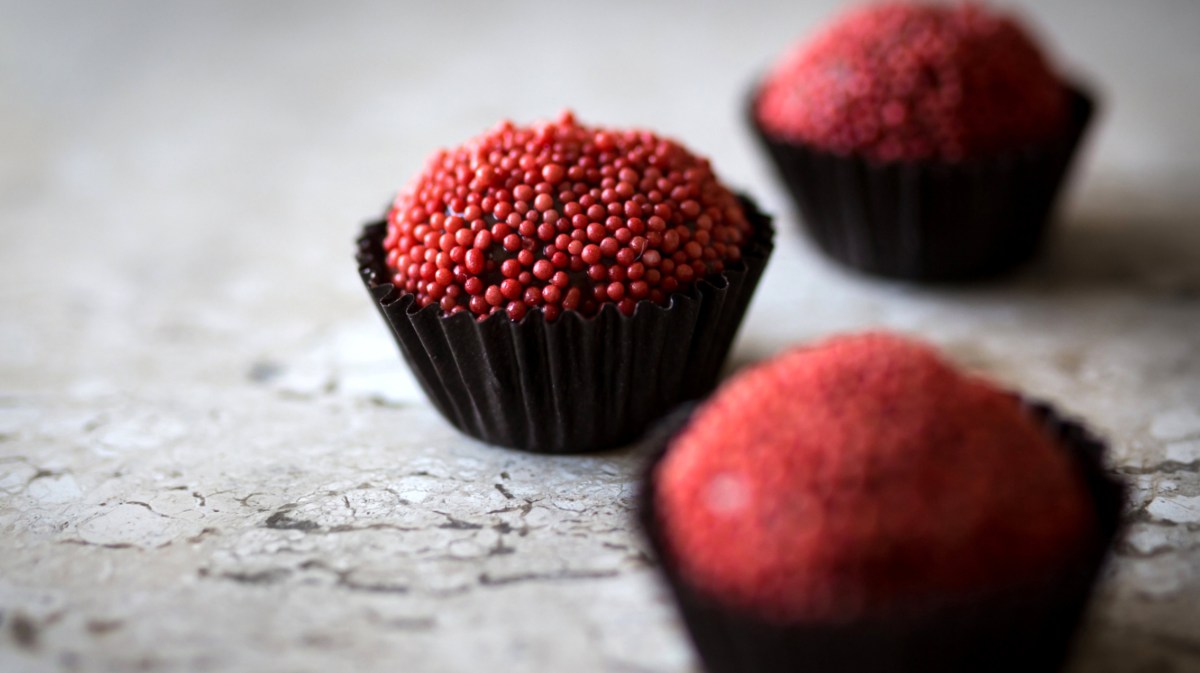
left=3, top=0, right=1199, bottom=391
left=2, top=1, right=1199, bottom=672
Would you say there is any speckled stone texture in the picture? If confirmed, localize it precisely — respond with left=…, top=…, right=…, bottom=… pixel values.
left=2, top=1, right=1199, bottom=672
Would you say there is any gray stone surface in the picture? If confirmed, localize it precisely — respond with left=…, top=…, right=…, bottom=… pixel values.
left=2, top=1, right=1199, bottom=671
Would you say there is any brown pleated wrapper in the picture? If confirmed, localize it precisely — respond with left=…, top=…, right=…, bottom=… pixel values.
left=749, top=83, right=1096, bottom=281
left=356, top=197, right=774, bottom=454
left=639, top=399, right=1125, bottom=673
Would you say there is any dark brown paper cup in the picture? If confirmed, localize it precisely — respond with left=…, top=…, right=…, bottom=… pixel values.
left=639, top=399, right=1124, bottom=673
left=749, top=84, right=1095, bottom=281
left=356, top=197, right=774, bottom=454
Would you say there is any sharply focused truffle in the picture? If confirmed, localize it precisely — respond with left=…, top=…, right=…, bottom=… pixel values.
left=382, top=111, right=753, bottom=321
left=357, top=113, right=773, bottom=452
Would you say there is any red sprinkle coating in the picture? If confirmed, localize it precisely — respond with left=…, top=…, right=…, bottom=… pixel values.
left=654, top=332, right=1096, bottom=623
left=756, top=2, right=1068, bottom=162
left=382, top=111, right=751, bottom=320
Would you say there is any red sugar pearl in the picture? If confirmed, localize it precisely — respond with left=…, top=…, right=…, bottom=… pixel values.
left=562, top=287, right=582, bottom=310
left=581, top=244, right=602, bottom=265
left=662, top=230, right=681, bottom=253
left=464, top=249, right=485, bottom=274
left=543, top=163, right=565, bottom=184
left=533, top=259, right=554, bottom=281
left=485, top=285, right=504, bottom=306
left=523, top=286, right=543, bottom=306
left=501, top=278, right=523, bottom=300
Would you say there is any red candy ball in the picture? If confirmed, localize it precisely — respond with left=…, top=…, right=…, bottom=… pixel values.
left=756, top=2, right=1069, bottom=162
left=654, top=332, right=1096, bottom=623
left=384, top=111, right=752, bottom=320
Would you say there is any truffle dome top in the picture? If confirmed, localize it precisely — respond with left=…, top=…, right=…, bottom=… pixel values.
left=654, top=332, right=1096, bottom=622
left=383, top=111, right=751, bottom=321
left=756, top=2, right=1068, bottom=162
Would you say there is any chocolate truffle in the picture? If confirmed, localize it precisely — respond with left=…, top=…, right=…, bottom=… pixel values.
left=655, top=332, right=1096, bottom=622
left=641, top=332, right=1123, bottom=672
left=747, top=2, right=1096, bottom=280
left=356, top=113, right=774, bottom=452
left=756, top=2, right=1068, bottom=163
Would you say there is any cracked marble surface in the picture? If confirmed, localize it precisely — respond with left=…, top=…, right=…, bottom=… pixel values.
left=2, top=1, right=1199, bottom=671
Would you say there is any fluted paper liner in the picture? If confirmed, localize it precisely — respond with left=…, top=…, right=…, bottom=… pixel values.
left=356, top=197, right=774, bottom=453
left=750, top=84, right=1095, bottom=280
left=640, top=399, right=1124, bottom=673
